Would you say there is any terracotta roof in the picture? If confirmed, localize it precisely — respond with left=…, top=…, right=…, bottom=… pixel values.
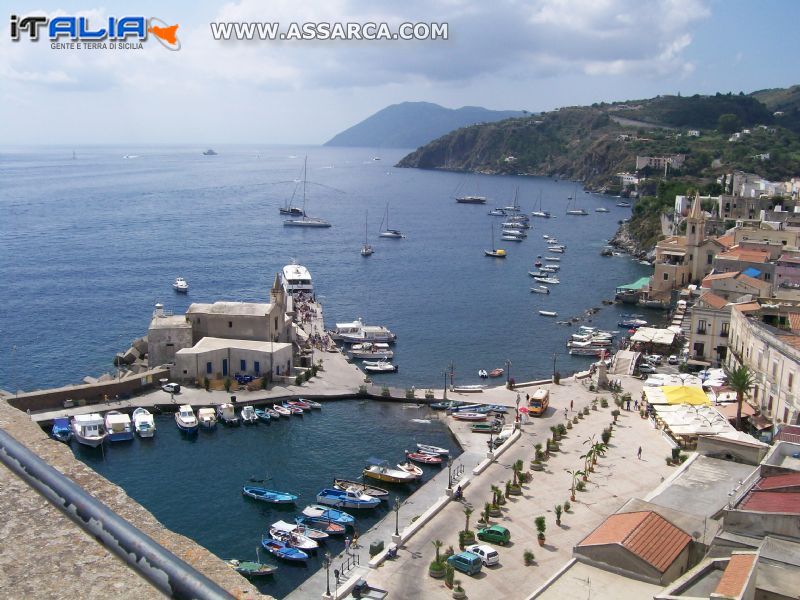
left=698, top=292, right=729, bottom=310
left=790, top=313, right=800, bottom=332
left=739, top=491, right=800, bottom=514
left=714, top=553, right=757, bottom=598
left=578, top=511, right=691, bottom=573
left=716, top=247, right=771, bottom=263
left=775, top=425, right=800, bottom=443
left=734, top=302, right=762, bottom=313
left=717, top=402, right=756, bottom=420
left=736, top=273, right=771, bottom=290
left=777, top=334, right=800, bottom=351
left=716, top=234, right=735, bottom=249
left=754, top=472, right=800, bottom=491
left=778, top=254, right=800, bottom=264
left=704, top=271, right=739, bottom=281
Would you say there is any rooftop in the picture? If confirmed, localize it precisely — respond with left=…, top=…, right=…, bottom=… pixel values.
left=534, top=560, right=662, bottom=600
left=716, top=247, right=771, bottom=263
left=187, top=301, right=272, bottom=317
left=714, top=553, right=757, bottom=598
left=697, top=292, right=729, bottom=310
left=578, top=511, right=691, bottom=573
left=149, top=314, right=191, bottom=330
left=739, top=472, right=800, bottom=514
left=176, top=337, right=292, bottom=355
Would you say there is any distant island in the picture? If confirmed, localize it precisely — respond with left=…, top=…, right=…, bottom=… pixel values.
left=324, top=101, right=525, bottom=149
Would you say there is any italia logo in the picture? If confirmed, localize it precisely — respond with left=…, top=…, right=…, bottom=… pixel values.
left=10, top=14, right=181, bottom=50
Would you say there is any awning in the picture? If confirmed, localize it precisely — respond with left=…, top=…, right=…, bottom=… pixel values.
left=661, top=250, right=687, bottom=256
left=743, top=267, right=762, bottom=278
left=616, top=276, right=650, bottom=291
left=662, top=386, right=711, bottom=406
left=631, top=327, right=676, bottom=345
left=716, top=402, right=756, bottom=420
left=750, top=414, right=773, bottom=430
left=686, top=358, right=712, bottom=366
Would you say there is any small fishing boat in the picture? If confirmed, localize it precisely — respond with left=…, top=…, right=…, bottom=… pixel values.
left=227, top=558, right=277, bottom=578
left=349, top=342, right=394, bottom=360
left=242, top=486, right=298, bottom=504
left=430, top=401, right=466, bottom=411
left=488, top=368, right=504, bottom=377
left=283, top=403, right=304, bottom=415
left=471, top=422, right=503, bottom=434
left=241, top=405, right=258, bottom=425
left=363, top=360, right=398, bottom=373
left=197, top=407, right=217, bottom=429
left=174, top=405, right=199, bottom=434
left=539, top=310, right=558, bottom=317
left=363, top=458, right=418, bottom=483
left=105, top=410, right=134, bottom=442
left=333, top=479, right=390, bottom=499
left=396, top=462, right=423, bottom=478
left=254, top=408, right=272, bottom=423
left=264, top=406, right=281, bottom=419
left=287, top=519, right=330, bottom=540
left=132, top=407, right=156, bottom=437
left=531, top=286, right=550, bottom=294
left=416, top=443, right=449, bottom=456
left=295, top=516, right=346, bottom=536
left=302, top=399, right=322, bottom=409
left=269, top=528, right=319, bottom=552
left=71, top=414, right=107, bottom=448
left=447, top=403, right=481, bottom=413
left=533, top=276, right=560, bottom=284
left=288, top=399, right=312, bottom=411
left=273, top=404, right=292, bottom=417
left=51, top=417, right=73, bottom=443
left=261, top=536, right=308, bottom=562
left=217, top=403, right=240, bottom=426
left=316, top=487, right=381, bottom=509
left=272, top=519, right=329, bottom=543
left=451, top=411, right=488, bottom=421
left=301, top=504, right=355, bottom=526
left=173, top=276, right=189, bottom=293
left=405, top=451, right=443, bottom=465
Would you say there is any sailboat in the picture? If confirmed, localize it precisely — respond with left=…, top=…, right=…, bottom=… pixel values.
left=283, top=157, right=332, bottom=227
left=279, top=177, right=305, bottom=216
left=531, top=191, right=551, bottom=218
left=484, top=224, right=507, bottom=258
left=378, top=202, right=404, bottom=238
left=566, top=185, right=588, bottom=216
left=454, top=173, right=487, bottom=204
left=360, top=211, right=374, bottom=256
left=503, top=187, right=521, bottom=212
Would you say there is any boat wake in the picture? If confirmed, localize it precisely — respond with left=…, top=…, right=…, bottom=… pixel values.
left=411, top=418, right=431, bottom=424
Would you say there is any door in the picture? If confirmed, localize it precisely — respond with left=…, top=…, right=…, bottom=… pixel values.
left=222, top=359, right=228, bottom=376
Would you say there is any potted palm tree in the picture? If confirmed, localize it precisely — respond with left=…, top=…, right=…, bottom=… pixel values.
left=535, top=516, right=547, bottom=546
left=452, top=580, right=466, bottom=600
left=725, top=364, right=755, bottom=431
left=531, top=444, right=545, bottom=471
left=444, top=563, right=455, bottom=589
left=524, top=549, right=535, bottom=566
left=566, top=469, right=584, bottom=501
left=611, top=409, right=620, bottom=423
left=555, top=504, right=563, bottom=526
left=429, top=539, right=446, bottom=578
left=460, top=506, right=475, bottom=547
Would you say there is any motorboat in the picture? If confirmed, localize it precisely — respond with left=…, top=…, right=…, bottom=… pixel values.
left=268, top=528, right=319, bottom=552
left=363, top=458, right=418, bottom=483
left=105, top=410, right=134, bottom=442
left=616, top=201, right=631, bottom=207
left=51, top=418, right=72, bottom=443
left=254, top=408, right=272, bottom=423
left=175, top=405, right=199, bottom=434
left=240, top=405, right=258, bottom=425
left=132, top=407, right=156, bottom=437
left=379, top=202, right=404, bottom=238
left=533, top=276, right=560, bottom=284
left=363, top=360, right=398, bottom=373
left=471, top=422, right=503, bottom=434
left=416, top=443, right=449, bottom=456
left=202, top=149, right=218, bottom=156
left=528, top=271, right=547, bottom=277
left=260, top=536, right=308, bottom=562
left=71, top=414, right=107, bottom=447
left=303, top=399, right=322, bottom=409
left=501, top=233, right=524, bottom=242
left=333, top=479, right=390, bottom=499
left=596, top=207, right=610, bottom=213
left=301, top=504, right=355, bottom=526
left=531, top=286, right=550, bottom=294
left=451, top=412, right=488, bottom=421
left=173, top=277, right=189, bottom=293
left=405, top=451, right=443, bottom=465
left=217, top=403, right=240, bottom=426
left=488, top=368, right=504, bottom=377
left=288, top=399, right=312, bottom=411
left=197, top=407, right=217, bottom=429
left=316, top=487, right=381, bottom=509
left=243, top=486, right=298, bottom=504
left=227, top=558, right=277, bottom=578
left=335, top=319, right=396, bottom=344
left=618, top=317, right=648, bottom=328
left=540, top=265, right=559, bottom=272
left=348, top=343, right=394, bottom=360
left=547, top=246, right=565, bottom=253
left=488, top=208, right=507, bottom=216
left=544, top=257, right=561, bottom=262
left=295, top=516, right=346, bottom=536
left=272, top=404, right=291, bottom=417
left=272, top=519, right=329, bottom=542
left=396, top=462, right=423, bottom=478
left=456, top=195, right=487, bottom=204
left=569, top=347, right=605, bottom=356
left=539, top=310, right=558, bottom=317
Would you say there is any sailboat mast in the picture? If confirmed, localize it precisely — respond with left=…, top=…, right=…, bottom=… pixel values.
left=302, top=156, right=308, bottom=217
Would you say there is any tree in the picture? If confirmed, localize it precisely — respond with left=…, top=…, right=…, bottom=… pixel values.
left=464, top=507, right=473, bottom=533
left=718, top=113, right=740, bottom=134
left=725, top=364, right=756, bottom=430
left=432, top=539, right=443, bottom=564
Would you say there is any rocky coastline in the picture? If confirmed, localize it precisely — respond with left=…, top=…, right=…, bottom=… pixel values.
left=609, top=222, right=655, bottom=261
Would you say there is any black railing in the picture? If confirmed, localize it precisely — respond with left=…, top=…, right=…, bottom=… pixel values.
left=0, top=427, right=234, bottom=600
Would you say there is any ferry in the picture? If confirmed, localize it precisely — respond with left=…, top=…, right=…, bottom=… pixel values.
left=280, top=263, right=313, bottom=295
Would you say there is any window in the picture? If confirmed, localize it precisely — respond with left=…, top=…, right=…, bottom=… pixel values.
left=764, top=273, right=771, bottom=281
left=206, top=362, right=212, bottom=374
left=707, top=253, right=713, bottom=265
left=720, top=323, right=729, bottom=337
left=772, top=361, right=778, bottom=378
left=691, top=225, right=696, bottom=234
left=697, top=319, right=707, bottom=334
left=254, top=361, right=260, bottom=375
left=229, top=321, right=233, bottom=328
left=275, top=317, right=278, bottom=330
left=663, top=273, right=669, bottom=281
left=788, top=372, right=794, bottom=392
left=240, top=359, right=246, bottom=372
left=693, top=342, right=705, bottom=358
left=784, top=408, right=789, bottom=423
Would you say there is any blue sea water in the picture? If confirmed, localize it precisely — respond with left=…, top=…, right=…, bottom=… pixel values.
left=0, top=144, right=656, bottom=392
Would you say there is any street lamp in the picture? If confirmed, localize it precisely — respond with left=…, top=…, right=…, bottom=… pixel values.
left=443, top=369, right=448, bottom=401
left=552, top=352, right=558, bottom=381
left=394, top=496, right=401, bottom=537
left=324, top=551, right=332, bottom=597
left=515, top=393, right=521, bottom=426
left=505, top=359, right=512, bottom=384
left=447, top=456, right=453, bottom=490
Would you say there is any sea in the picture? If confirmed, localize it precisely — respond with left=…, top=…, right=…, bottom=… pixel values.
left=0, top=144, right=657, bottom=392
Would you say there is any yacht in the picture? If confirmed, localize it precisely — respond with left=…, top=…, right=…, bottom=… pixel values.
left=202, top=149, right=218, bottom=156
left=280, top=263, right=313, bottom=295
left=348, top=343, right=394, bottom=360
left=361, top=210, right=374, bottom=256
left=337, top=321, right=396, bottom=344
left=456, top=195, right=487, bottom=204
left=197, top=407, right=217, bottom=429
left=173, top=277, right=189, bottom=293
left=378, top=202, right=404, bottom=238
left=595, top=207, right=610, bottom=213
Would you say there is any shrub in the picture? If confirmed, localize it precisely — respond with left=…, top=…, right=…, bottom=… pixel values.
left=454, top=580, right=464, bottom=593
left=425, top=389, right=435, bottom=399
left=303, top=370, right=312, bottom=382
left=203, top=376, right=210, bottom=391
left=601, top=429, right=611, bottom=444
left=576, top=481, right=586, bottom=492
left=671, top=447, right=681, bottom=461
left=589, top=383, right=595, bottom=392
left=563, top=499, right=571, bottom=512
left=535, top=516, right=546, bottom=537
left=524, top=549, right=535, bottom=565
left=557, top=423, right=567, bottom=436
left=445, top=563, right=455, bottom=588
left=405, top=388, right=416, bottom=399
left=611, top=409, right=620, bottom=422
left=294, top=374, right=303, bottom=386
left=310, top=364, right=319, bottom=377
left=445, top=545, right=455, bottom=558
left=679, top=453, right=689, bottom=463
left=223, top=377, right=232, bottom=392
left=358, top=384, right=368, bottom=397
left=600, top=397, right=609, bottom=408
left=554, top=504, right=563, bottom=525
left=260, top=376, right=268, bottom=389
left=665, top=456, right=673, bottom=465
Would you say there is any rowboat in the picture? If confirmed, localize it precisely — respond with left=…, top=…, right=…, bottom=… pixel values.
left=264, top=407, right=281, bottom=419
left=295, top=515, right=346, bottom=536
left=447, top=403, right=481, bottom=412
left=396, top=462, right=423, bottom=478
left=261, top=536, right=308, bottom=562
left=430, top=401, right=466, bottom=410
left=242, top=486, right=298, bottom=504
left=288, top=400, right=311, bottom=411
left=405, top=451, right=443, bottom=465
left=227, top=559, right=277, bottom=578
left=283, top=403, right=304, bottom=415
left=51, top=418, right=73, bottom=443
left=272, top=519, right=329, bottom=542
left=273, top=404, right=292, bottom=417
left=303, top=399, right=322, bottom=409
left=470, top=422, right=502, bottom=434
left=316, top=487, right=381, bottom=509
left=363, top=458, right=418, bottom=483
left=254, top=408, right=272, bottom=423
left=301, top=504, right=355, bottom=526
left=268, top=527, right=319, bottom=551
left=451, top=412, right=488, bottom=421
left=288, top=520, right=330, bottom=541
left=416, top=443, right=449, bottom=456
left=333, top=479, right=390, bottom=499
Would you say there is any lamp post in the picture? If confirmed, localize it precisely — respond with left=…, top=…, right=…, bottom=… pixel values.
left=505, top=359, right=512, bottom=384
left=394, top=496, right=400, bottom=536
left=515, top=393, right=521, bottom=427
left=447, top=456, right=453, bottom=491
left=324, top=551, right=332, bottom=597
left=552, top=352, right=558, bottom=381
left=443, top=369, right=448, bottom=401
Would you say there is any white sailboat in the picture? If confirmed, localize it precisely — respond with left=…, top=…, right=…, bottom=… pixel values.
left=283, top=157, right=332, bottom=227
left=484, top=224, right=507, bottom=258
left=566, top=185, right=588, bottom=216
left=502, top=187, right=521, bottom=212
left=378, top=202, right=404, bottom=238
left=361, top=211, right=374, bottom=256
left=531, top=190, right=551, bottom=218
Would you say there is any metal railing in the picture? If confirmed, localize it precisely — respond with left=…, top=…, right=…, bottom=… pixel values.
left=0, top=427, right=234, bottom=600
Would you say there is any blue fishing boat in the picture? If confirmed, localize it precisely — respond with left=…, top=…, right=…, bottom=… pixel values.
left=51, top=417, right=72, bottom=443
left=301, top=504, right=355, bottom=526
left=316, top=488, right=380, bottom=509
left=242, top=486, right=298, bottom=505
left=295, top=516, right=346, bottom=536
left=254, top=408, right=271, bottom=423
left=260, top=535, right=308, bottom=562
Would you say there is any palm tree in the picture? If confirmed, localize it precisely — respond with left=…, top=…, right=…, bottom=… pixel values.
left=725, top=364, right=756, bottom=430
left=490, top=484, right=502, bottom=506
left=464, top=507, right=473, bottom=533
left=432, top=539, right=443, bottom=564
left=565, top=469, right=584, bottom=501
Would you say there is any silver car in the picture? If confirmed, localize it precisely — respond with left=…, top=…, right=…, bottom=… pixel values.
left=465, top=543, right=500, bottom=566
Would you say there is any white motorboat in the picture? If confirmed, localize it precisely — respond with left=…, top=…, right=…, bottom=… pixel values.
left=544, top=257, right=560, bottom=262
left=71, top=413, right=107, bottom=448
left=488, top=208, right=507, bottom=216
left=197, top=407, right=217, bottom=429
left=363, top=460, right=418, bottom=483
left=548, top=247, right=565, bottom=253
left=173, top=277, right=189, bottom=293
left=132, top=407, right=156, bottom=438
left=501, top=234, right=524, bottom=242
left=269, top=527, right=319, bottom=552
left=533, top=276, right=560, bottom=284
left=283, top=157, right=331, bottom=227
left=616, top=201, right=631, bottom=207
left=540, top=265, right=559, bottom=272
left=217, top=403, right=240, bottom=425
left=501, top=221, right=526, bottom=230
left=271, top=520, right=328, bottom=544
left=451, top=385, right=486, bottom=393
left=531, top=286, right=550, bottom=294
left=539, top=310, right=558, bottom=317
left=241, top=405, right=258, bottom=425
left=596, top=207, right=610, bottom=213
left=501, top=229, right=526, bottom=238
left=105, top=410, right=134, bottom=442
left=416, top=443, right=449, bottom=456
left=348, top=342, right=394, bottom=360
left=175, top=405, right=198, bottom=433
left=378, top=202, right=404, bottom=238
left=396, top=462, right=423, bottom=478
left=363, top=360, right=398, bottom=373
left=335, top=319, right=396, bottom=344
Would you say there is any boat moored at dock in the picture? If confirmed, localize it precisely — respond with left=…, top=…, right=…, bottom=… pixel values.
left=363, top=458, right=418, bottom=483
left=105, top=410, right=134, bottom=442
left=261, top=536, right=309, bottom=562
left=51, top=417, right=72, bottom=443
left=175, top=405, right=199, bottom=434
left=240, top=405, right=258, bottom=425
left=315, top=487, right=381, bottom=509
left=132, top=407, right=156, bottom=437
left=71, top=414, right=107, bottom=447
left=217, top=403, right=240, bottom=426
left=197, top=407, right=217, bottom=429
left=242, top=486, right=299, bottom=504
left=333, top=479, right=390, bottom=499
left=301, top=504, right=355, bottom=526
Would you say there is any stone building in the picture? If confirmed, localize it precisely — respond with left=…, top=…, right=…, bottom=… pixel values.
left=147, top=304, right=193, bottom=369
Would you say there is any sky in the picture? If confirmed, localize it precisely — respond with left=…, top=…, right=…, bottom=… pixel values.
left=2, top=0, right=799, bottom=145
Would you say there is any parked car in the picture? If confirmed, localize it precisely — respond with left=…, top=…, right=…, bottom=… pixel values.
left=476, top=525, right=511, bottom=545
left=668, top=355, right=679, bottom=365
left=162, top=382, right=181, bottom=393
left=447, top=551, right=482, bottom=576
left=638, top=363, right=657, bottom=374
left=645, top=354, right=663, bottom=365
left=465, top=543, right=500, bottom=566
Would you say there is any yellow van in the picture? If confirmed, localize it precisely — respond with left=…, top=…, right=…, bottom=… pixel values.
left=528, top=389, right=550, bottom=416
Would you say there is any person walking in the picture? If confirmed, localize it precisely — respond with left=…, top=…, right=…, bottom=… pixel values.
left=570, top=399, right=574, bottom=412
left=564, top=407, right=568, bottom=420
left=345, top=536, right=351, bottom=555
left=637, top=446, right=642, bottom=460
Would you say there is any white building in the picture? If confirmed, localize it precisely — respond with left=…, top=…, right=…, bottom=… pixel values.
left=174, top=337, right=293, bottom=382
